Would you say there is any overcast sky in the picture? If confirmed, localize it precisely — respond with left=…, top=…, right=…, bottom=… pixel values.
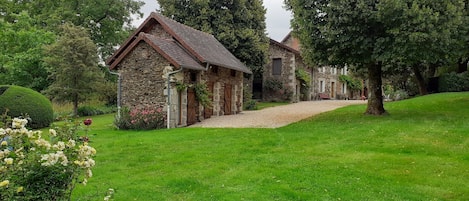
left=133, top=0, right=292, bottom=41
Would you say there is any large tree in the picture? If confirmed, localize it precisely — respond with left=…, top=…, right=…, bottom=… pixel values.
left=286, top=0, right=389, bottom=115
left=43, top=23, right=104, bottom=116
left=157, top=0, right=269, bottom=76
left=1, top=0, right=144, bottom=58
left=380, top=0, right=465, bottom=95
left=285, top=0, right=466, bottom=115
left=0, top=12, right=56, bottom=91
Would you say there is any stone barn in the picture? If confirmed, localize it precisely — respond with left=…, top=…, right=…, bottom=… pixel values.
left=106, top=12, right=251, bottom=128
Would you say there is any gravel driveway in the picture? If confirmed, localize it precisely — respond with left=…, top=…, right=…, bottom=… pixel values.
left=190, top=100, right=366, bottom=128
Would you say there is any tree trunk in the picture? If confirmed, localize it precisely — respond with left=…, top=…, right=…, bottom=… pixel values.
left=365, top=62, right=386, bottom=115
left=412, top=64, right=428, bottom=95
left=458, top=59, right=468, bottom=73
left=428, top=63, right=438, bottom=78
left=73, top=94, right=79, bottom=117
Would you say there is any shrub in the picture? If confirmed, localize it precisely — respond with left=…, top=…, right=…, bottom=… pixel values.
left=115, top=106, right=166, bottom=130
left=0, top=85, right=53, bottom=129
left=438, top=72, right=469, bottom=92
left=295, top=68, right=311, bottom=88
left=0, top=117, right=96, bottom=200
left=263, top=78, right=284, bottom=92
left=194, top=83, right=212, bottom=108
left=244, top=100, right=258, bottom=110
left=77, top=105, right=102, bottom=116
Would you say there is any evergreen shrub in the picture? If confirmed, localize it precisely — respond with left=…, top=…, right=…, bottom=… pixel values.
left=438, top=72, right=469, bottom=92
left=0, top=85, right=53, bottom=128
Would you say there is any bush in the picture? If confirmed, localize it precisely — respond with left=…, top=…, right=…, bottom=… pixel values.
left=77, top=105, right=117, bottom=117
left=0, top=117, right=96, bottom=200
left=438, top=72, right=469, bottom=92
left=0, top=85, right=53, bottom=129
left=115, top=106, right=166, bottom=130
left=244, top=100, right=258, bottom=110
left=263, top=78, right=284, bottom=92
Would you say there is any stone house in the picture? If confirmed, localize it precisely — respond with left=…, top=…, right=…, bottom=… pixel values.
left=106, top=12, right=251, bottom=128
left=263, top=33, right=353, bottom=101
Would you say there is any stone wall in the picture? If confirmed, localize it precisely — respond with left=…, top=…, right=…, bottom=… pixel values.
left=311, top=66, right=345, bottom=100
left=118, top=42, right=169, bottom=109
left=116, top=22, right=247, bottom=128
left=202, top=65, right=244, bottom=116
left=263, top=43, right=298, bottom=102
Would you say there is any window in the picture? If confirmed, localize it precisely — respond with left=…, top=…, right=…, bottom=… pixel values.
left=272, top=58, right=282, bottom=75
left=319, top=80, right=325, bottom=92
left=231, top=70, right=236, bottom=77
left=341, top=65, right=348, bottom=75
left=342, top=83, right=347, bottom=94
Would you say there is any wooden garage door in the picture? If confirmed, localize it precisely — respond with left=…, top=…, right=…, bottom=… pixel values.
left=224, top=84, right=232, bottom=115
left=187, top=88, right=197, bottom=125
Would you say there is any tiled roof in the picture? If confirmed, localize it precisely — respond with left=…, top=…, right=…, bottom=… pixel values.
left=107, top=12, right=251, bottom=74
left=270, top=38, right=301, bottom=55
left=155, top=13, right=251, bottom=73
left=143, top=33, right=206, bottom=70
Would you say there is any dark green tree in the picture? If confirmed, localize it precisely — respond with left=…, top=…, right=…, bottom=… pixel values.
left=43, top=23, right=104, bottom=116
left=157, top=0, right=269, bottom=76
left=0, top=12, right=56, bottom=91
left=285, top=0, right=388, bottom=115
left=285, top=0, right=466, bottom=114
left=379, top=0, right=465, bottom=95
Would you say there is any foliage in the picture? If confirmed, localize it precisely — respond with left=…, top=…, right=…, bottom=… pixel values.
left=438, top=71, right=469, bottom=92
left=1, top=0, right=144, bottom=58
left=295, top=68, right=311, bottom=88
left=0, top=12, right=56, bottom=91
left=285, top=0, right=466, bottom=114
left=115, top=106, right=166, bottom=130
left=97, top=77, right=118, bottom=107
left=0, top=117, right=96, bottom=201
left=0, top=85, right=53, bottom=129
left=263, top=78, right=284, bottom=91
left=339, top=75, right=363, bottom=91
left=43, top=23, right=104, bottom=116
left=243, top=83, right=254, bottom=105
left=263, top=78, right=292, bottom=102
left=384, top=85, right=410, bottom=101
left=158, top=0, right=269, bottom=76
left=175, top=81, right=189, bottom=92
left=77, top=105, right=117, bottom=117
left=193, top=83, right=212, bottom=108
left=244, top=100, right=258, bottom=110
left=73, top=92, right=469, bottom=200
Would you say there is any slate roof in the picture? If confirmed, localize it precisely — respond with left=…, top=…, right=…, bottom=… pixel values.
left=270, top=38, right=301, bottom=56
left=107, top=12, right=251, bottom=74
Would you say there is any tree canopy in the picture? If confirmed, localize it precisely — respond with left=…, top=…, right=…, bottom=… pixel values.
left=0, top=12, right=55, bottom=91
left=157, top=0, right=269, bottom=75
left=43, top=23, right=104, bottom=116
left=285, top=0, right=467, bottom=115
left=1, top=0, right=144, bottom=58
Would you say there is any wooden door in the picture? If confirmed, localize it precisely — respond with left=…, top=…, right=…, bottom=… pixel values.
left=204, top=82, right=214, bottom=118
left=187, top=88, right=197, bottom=125
left=224, top=84, right=232, bottom=115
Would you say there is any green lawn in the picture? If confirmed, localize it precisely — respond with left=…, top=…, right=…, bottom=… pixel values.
left=72, top=92, right=469, bottom=200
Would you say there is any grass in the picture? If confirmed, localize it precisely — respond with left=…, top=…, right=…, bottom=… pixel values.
left=72, top=92, right=469, bottom=200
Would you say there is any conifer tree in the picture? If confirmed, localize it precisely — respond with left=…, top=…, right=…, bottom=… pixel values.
left=43, top=23, right=104, bottom=116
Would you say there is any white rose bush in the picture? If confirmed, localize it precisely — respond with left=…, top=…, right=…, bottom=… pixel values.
left=0, top=117, right=96, bottom=200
